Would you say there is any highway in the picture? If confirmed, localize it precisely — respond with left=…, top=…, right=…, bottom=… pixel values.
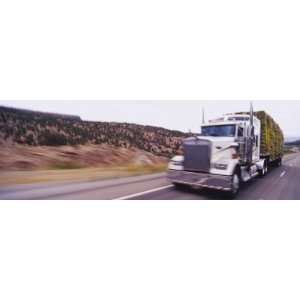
left=1, top=153, right=300, bottom=200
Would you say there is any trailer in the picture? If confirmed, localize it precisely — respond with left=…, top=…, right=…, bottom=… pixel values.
left=236, top=110, right=284, bottom=165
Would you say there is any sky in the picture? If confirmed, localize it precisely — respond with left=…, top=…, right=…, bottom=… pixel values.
left=1, top=100, right=299, bottom=139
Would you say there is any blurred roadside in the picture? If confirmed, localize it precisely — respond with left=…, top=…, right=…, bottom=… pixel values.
left=0, top=144, right=167, bottom=185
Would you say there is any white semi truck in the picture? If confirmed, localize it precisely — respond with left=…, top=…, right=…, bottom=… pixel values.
left=167, top=105, right=284, bottom=197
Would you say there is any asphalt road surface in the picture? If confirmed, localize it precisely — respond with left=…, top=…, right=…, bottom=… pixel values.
left=1, top=153, right=300, bottom=200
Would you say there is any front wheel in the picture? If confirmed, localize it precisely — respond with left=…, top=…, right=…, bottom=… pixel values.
left=227, top=172, right=240, bottom=199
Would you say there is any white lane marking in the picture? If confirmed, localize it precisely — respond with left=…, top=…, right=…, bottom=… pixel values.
left=280, top=171, right=286, bottom=178
left=113, top=184, right=173, bottom=200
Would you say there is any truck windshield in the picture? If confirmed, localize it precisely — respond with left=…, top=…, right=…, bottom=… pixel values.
left=201, top=125, right=236, bottom=137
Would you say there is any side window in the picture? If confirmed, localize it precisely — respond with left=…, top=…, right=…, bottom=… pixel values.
left=238, top=127, right=243, bottom=137
left=255, top=135, right=258, bottom=147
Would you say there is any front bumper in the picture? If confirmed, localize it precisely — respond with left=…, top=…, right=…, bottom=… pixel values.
left=167, top=170, right=232, bottom=191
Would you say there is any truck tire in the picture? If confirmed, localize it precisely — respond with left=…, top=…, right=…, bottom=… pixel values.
left=227, top=170, right=240, bottom=199
left=276, top=158, right=282, bottom=167
left=259, top=162, right=268, bottom=177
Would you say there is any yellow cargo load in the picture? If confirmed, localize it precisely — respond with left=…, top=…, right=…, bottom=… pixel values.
left=236, top=111, right=284, bottom=161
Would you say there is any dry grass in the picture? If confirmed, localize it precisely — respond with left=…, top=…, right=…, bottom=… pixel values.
left=0, top=163, right=168, bottom=186
left=48, top=161, right=85, bottom=170
left=0, top=144, right=168, bottom=185
left=125, top=163, right=167, bottom=173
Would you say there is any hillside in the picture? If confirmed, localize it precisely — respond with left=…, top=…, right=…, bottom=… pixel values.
left=0, top=106, right=187, bottom=158
left=285, top=140, right=300, bottom=146
left=0, top=143, right=168, bottom=172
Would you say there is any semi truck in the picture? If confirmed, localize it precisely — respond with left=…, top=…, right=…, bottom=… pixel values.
left=167, top=105, right=284, bottom=197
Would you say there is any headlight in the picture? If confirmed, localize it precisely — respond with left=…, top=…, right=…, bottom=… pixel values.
left=213, top=163, right=228, bottom=170
left=170, top=160, right=183, bottom=166
left=169, top=156, right=184, bottom=169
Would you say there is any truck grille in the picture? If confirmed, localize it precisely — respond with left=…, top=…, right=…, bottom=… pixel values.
left=183, top=138, right=211, bottom=172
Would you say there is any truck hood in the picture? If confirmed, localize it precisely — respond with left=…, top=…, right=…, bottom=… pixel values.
left=197, top=136, right=237, bottom=164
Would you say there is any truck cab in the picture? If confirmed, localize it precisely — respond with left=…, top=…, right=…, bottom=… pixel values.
left=168, top=113, right=267, bottom=197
